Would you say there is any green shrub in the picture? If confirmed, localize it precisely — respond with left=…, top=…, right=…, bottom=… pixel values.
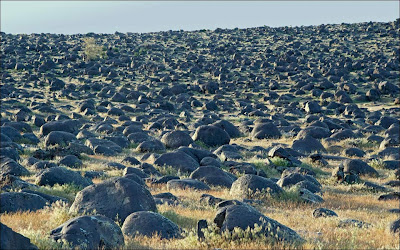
left=29, top=184, right=82, bottom=203
left=252, top=161, right=281, bottom=178
left=82, top=38, right=106, bottom=61
left=159, top=210, right=197, bottom=229
left=270, top=157, right=290, bottom=167
left=369, top=159, right=386, bottom=169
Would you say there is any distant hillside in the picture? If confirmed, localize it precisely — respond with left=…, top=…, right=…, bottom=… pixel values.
left=1, top=20, right=399, bottom=93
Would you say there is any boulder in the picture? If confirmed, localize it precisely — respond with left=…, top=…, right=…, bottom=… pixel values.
left=0, top=157, right=30, bottom=176
left=313, top=208, right=338, bottom=218
left=136, top=140, right=165, bottom=153
left=40, top=119, right=80, bottom=136
left=192, top=125, right=230, bottom=147
left=292, top=135, right=325, bottom=154
left=161, top=131, right=193, bottom=148
left=251, top=122, right=281, bottom=139
left=122, top=211, right=180, bottom=239
left=190, top=166, right=237, bottom=188
left=0, top=223, right=38, bottom=250
left=154, top=151, right=199, bottom=173
left=85, top=138, right=122, bottom=156
left=212, top=120, right=241, bottom=138
left=343, top=159, right=378, bottom=177
left=0, top=192, right=48, bottom=213
left=214, top=203, right=303, bottom=244
left=167, top=178, right=210, bottom=191
left=36, top=167, right=92, bottom=187
left=45, top=131, right=76, bottom=146
left=50, top=215, right=124, bottom=249
left=230, top=174, right=283, bottom=199
left=70, top=177, right=156, bottom=222
left=58, top=155, right=83, bottom=168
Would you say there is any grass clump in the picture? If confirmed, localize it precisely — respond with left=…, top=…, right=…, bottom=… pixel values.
left=82, top=37, right=106, bottom=61
left=252, top=161, right=281, bottom=178
left=345, top=138, right=378, bottom=150
left=194, top=140, right=210, bottom=150
left=159, top=210, right=198, bottom=230
left=29, top=184, right=82, bottom=203
left=299, top=162, right=328, bottom=177
left=18, top=228, right=68, bottom=250
left=154, top=165, right=189, bottom=178
left=270, top=157, right=290, bottom=167
left=369, top=159, right=386, bottom=169
left=128, top=142, right=139, bottom=149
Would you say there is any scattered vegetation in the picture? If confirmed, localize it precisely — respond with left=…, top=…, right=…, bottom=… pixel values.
left=28, top=184, right=82, bottom=203
left=82, top=37, right=106, bottom=61
left=369, top=159, right=386, bottom=169
left=252, top=161, right=281, bottom=178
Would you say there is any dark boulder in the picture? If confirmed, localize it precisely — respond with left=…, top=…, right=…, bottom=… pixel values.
left=58, top=155, right=83, bottom=168
left=161, top=131, right=193, bottom=149
left=45, top=131, right=76, bottom=146
left=0, top=192, right=48, bottom=213
left=313, top=208, right=338, bottom=218
left=136, top=140, right=165, bottom=153
left=192, top=125, right=230, bottom=147
left=0, top=157, right=30, bottom=176
left=40, top=119, right=80, bottom=136
left=292, top=135, right=326, bottom=154
left=0, top=223, right=38, bottom=250
left=230, top=174, right=283, bottom=199
left=212, top=120, right=241, bottom=138
left=70, top=177, right=156, bottom=222
left=251, top=122, right=281, bottom=139
left=50, top=215, right=124, bottom=249
left=122, top=211, right=180, bottom=239
left=35, top=167, right=92, bottom=187
left=190, top=166, right=237, bottom=188
left=154, top=151, right=199, bottom=173
left=214, top=203, right=303, bottom=244
left=167, top=178, right=210, bottom=191
left=343, top=159, right=378, bottom=177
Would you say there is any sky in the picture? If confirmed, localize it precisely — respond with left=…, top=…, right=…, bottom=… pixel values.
left=1, top=1, right=399, bottom=34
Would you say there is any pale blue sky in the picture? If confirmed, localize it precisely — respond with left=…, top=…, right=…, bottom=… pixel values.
left=1, top=1, right=399, bottom=34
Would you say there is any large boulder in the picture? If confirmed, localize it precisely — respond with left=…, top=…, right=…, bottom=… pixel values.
left=230, top=174, right=283, bottom=199
left=154, top=151, right=199, bottom=173
left=50, top=215, right=124, bottom=249
left=122, top=211, right=180, bottom=239
left=45, top=131, right=76, bottom=146
left=40, top=119, right=80, bottom=136
left=0, top=157, right=30, bottom=176
left=1, top=223, right=38, bottom=250
left=277, top=173, right=321, bottom=190
left=190, top=166, right=237, bottom=188
left=212, top=120, right=241, bottom=138
left=161, top=131, right=193, bottom=148
left=251, top=122, right=281, bottom=139
left=35, top=167, right=92, bottom=187
left=0, top=126, right=22, bottom=142
left=85, top=138, right=122, bottom=156
left=390, top=218, right=400, bottom=234
left=70, top=177, right=156, bottom=222
left=292, top=135, right=326, bottom=154
left=136, top=139, right=166, bottom=153
left=214, top=202, right=303, bottom=244
left=167, top=178, right=210, bottom=191
left=0, top=192, right=48, bottom=213
left=58, top=155, right=83, bottom=168
left=192, top=125, right=230, bottom=147
left=177, top=146, right=217, bottom=162
left=343, top=159, right=378, bottom=177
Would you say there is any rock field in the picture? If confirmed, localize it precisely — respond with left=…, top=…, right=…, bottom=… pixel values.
left=1, top=19, right=399, bottom=249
